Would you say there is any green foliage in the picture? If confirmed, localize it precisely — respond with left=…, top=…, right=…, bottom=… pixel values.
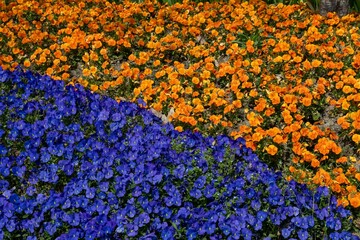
left=108, top=0, right=360, bottom=15
left=305, top=0, right=320, bottom=12
left=350, top=0, right=360, bottom=11
left=263, top=0, right=303, bottom=4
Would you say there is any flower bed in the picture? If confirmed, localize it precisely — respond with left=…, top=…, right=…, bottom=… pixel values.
left=0, top=66, right=358, bottom=239
left=1, top=0, right=360, bottom=211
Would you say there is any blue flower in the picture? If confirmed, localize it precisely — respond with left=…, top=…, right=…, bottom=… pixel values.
left=291, top=216, right=309, bottom=229
left=44, top=221, right=58, bottom=235
left=186, top=228, right=198, bottom=240
left=173, top=164, right=185, bottom=179
left=160, top=207, right=172, bottom=219
left=161, top=226, right=175, bottom=240
left=246, top=214, right=256, bottom=226
left=253, top=220, right=262, bottom=231
left=11, top=166, right=26, bottom=178
left=241, top=228, right=252, bottom=240
left=26, top=237, right=37, bottom=240
left=297, top=229, right=309, bottom=240
left=203, top=184, right=216, bottom=198
left=219, top=223, right=231, bottom=236
left=86, top=187, right=96, bottom=199
left=127, top=223, right=139, bottom=237
left=256, top=210, right=268, bottom=222
left=99, top=181, right=109, bottom=192
left=281, top=227, right=293, bottom=238
left=251, top=200, right=261, bottom=211
left=194, top=176, right=206, bottom=189
left=138, top=212, right=150, bottom=225
left=6, top=219, right=16, bottom=232
left=204, top=221, right=216, bottom=235
left=190, top=188, right=202, bottom=199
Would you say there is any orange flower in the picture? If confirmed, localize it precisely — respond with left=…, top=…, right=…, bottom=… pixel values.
left=46, top=68, right=53, bottom=75
left=307, top=129, right=319, bottom=140
left=267, top=127, right=281, bottom=137
left=282, top=109, right=293, bottom=125
left=282, top=54, right=291, bottom=61
left=175, top=126, right=183, bottom=132
left=107, top=38, right=116, bottom=46
left=254, top=98, right=266, bottom=112
left=293, top=56, right=302, bottom=63
left=273, top=134, right=287, bottom=144
left=265, top=107, right=275, bottom=117
left=331, top=183, right=341, bottom=193
left=238, top=125, right=252, bottom=134
left=335, top=174, right=349, bottom=185
left=349, top=193, right=360, bottom=208
left=92, top=40, right=102, bottom=49
left=82, top=68, right=91, bottom=77
left=311, top=159, right=320, bottom=168
left=283, top=94, right=296, bottom=104
left=315, top=138, right=334, bottom=155
left=101, top=81, right=111, bottom=90
left=205, top=62, right=214, bottom=71
left=209, top=115, right=222, bottom=125
left=24, top=59, right=31, bottom=68
left=337, top=116, right=350, bottom=129
left=90, top=66, right=97, bottom=76
left=188, top=117, right=197, bottom=126
left=301, top=96, right=312, bottom=107
left=342, top=100, right=350, bottom=110
left=224, top=105, right=234, bottom=114
left=155, top=26, right=164, bottom=34
left=247, top=112, right=263, bottom=127
left=233, top=100, right=242, bottom=108
left=355, top=173, right=360, bottom=181
left=268, top=91, right=280, bottom=105
left=342, top=85, right=354, bottom=94
left=185, top=87, right=193, bottom=95
left=311, top=59, right=322, bottom=68
left=90, top=51, right=99, bottom=61
left=313, top=168, right=332, bottom=186
left=61, top=73, right=70, bottom=80
left=273, top=56, right=283, bottom=63
left=192, top=77, right=200, bottom=85
left=338, top=198, right=349, bottom=207
left=249, top=89, right=258, bottom=98
left=90, top=84, right=99, bottom=92
left=352, top=134, right=360, bottom=144
left=336, top=157, right=347, bottom=164
left=153, top=60, right=161, bottom=67
left=302, top=60, right=312, bottom=70
left=347, top=185, right=357, bottom=193
left=230, top=77, right=240, bottom=92
left=265, top=145, right=278, bottom=156
left=252, top=132, right=263, bottom=142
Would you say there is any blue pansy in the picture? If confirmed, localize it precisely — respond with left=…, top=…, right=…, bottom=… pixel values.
left=194, top=176, right=206, bottom=189
left=161, top=226, right=175, bottom=240
left=203, top=184, right=216, bottom=198
left=0, top=67, right=358, bottom=239
left=190, top=187, right=202, bottom=199
left=241, top=228, right=252, bottom=240
left=256, top=210, right=268, bottom=222
left=281, top=227, right=293, bottom=238
left=298, top=229, right=309, bottom=240
left=186, top=228, right=198, bottom=240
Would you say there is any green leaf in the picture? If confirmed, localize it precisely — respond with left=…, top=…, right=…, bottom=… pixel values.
left=312, top=111, right=321, bottom=121
left=306, top=0, right=315, bottom=11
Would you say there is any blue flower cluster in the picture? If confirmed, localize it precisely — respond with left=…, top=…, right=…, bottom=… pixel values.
left=0, top=66, right=358, bottom=239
